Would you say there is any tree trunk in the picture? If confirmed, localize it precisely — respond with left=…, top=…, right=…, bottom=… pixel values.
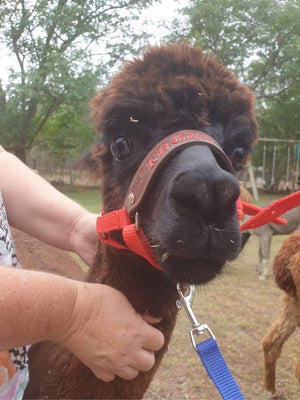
left=13, top=146, right=27, bottom=164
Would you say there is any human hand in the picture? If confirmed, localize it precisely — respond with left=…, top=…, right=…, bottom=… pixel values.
left=70, top=211, right=98, bottom=267
left=58, top=283, right=164, bottom=382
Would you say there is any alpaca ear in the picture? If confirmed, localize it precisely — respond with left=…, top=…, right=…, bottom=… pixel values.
left=76, top=143, right=104, bottom=181
left=240, top=186, right=252, bottom=203
left=90, top=87, right=110, bottom=133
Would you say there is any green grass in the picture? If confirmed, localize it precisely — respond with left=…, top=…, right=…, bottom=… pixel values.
left=53, top=185, right=102, bottom=271
left=55, top=184, right=102, bottom=213
left=253, top=189, right=282, bottom=206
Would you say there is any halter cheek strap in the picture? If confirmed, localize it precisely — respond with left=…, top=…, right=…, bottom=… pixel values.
left=97, top=209, right=160, bottom=269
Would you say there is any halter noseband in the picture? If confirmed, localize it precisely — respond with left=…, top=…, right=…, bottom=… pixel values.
left=124, top=130, right=234, bottom=215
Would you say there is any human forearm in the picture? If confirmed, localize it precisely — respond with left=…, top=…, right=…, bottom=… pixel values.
left=0, top=267, right=77, bottom=350
left=0, top=150, right=98, bottom=262
left=0, top=266, right=164, bottom=382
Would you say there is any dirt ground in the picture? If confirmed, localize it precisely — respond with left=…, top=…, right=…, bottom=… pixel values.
left=11, top=227, right=86, bottom=280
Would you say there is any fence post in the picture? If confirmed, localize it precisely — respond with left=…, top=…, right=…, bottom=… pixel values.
left=247, top=160, right=259, bottom=201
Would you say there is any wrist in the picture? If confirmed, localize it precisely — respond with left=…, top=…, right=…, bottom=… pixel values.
left=41, top=276, right=80, bottom=345
left=69, top=210, right=86, bottom=251
left=54, top=282, right=105, bottom=352
left=50, top=280, right=81, bottom=345
left=69, top=211, right=98, bottom=267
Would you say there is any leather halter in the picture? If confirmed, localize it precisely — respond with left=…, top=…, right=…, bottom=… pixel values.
left=97, top=130, right=236, bottom=270
left=124, top=130, right=234, bottom=215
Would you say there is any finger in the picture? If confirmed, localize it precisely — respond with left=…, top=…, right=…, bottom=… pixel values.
left=141, top=313, right=162, bottom=325
left=130, top=349, right=155, bottom=372
left=116, top=366, right=139, bottom=381
left=142, top=325, right=164, bottom=352
left=93, top=369, right=116, bottom=382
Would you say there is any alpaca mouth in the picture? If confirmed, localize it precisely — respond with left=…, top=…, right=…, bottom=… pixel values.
left=160, top=253, right=226, bottom=285
left=160, top=251, right=227, bottom=266
left=150, top=224, right=241, bottom=269
left=148, top=219, right=243, bottom=282
left=151, top=247, right=228, bottom=284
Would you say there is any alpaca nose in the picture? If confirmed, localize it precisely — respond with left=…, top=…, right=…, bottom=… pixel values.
left=169, top=149, right=240, bottom=224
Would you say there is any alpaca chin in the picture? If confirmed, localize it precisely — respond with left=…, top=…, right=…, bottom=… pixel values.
left=161, top=255, right=226, bottom=285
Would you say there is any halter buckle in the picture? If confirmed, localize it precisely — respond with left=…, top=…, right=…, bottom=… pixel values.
left=135, top=212, right=140, bottom=231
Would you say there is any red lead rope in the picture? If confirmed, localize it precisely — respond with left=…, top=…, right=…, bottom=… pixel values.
left=239, top=190, right=300, bottom=231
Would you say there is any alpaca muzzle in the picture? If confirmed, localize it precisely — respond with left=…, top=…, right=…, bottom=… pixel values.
left=97, top=130, right=236, bottom=270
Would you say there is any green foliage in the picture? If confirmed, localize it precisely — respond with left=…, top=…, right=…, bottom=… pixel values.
left=0, top=0, right=156, bottom=162
left=167, top=0, right=300, bottom=139
left=260, top=83, right=300, bottom=140
left=33, top=67, right=99, bottom=165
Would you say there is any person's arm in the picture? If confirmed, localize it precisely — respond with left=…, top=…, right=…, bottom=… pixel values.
left=0, top=148, right=97, bottom=266
left=0, top=267, right=164, bottom=382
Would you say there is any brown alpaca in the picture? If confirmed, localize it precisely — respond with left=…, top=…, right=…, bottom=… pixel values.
left=240, top=185, right=253, bottom=204
left=24, top=44, right=257, bottom=399
left=262, top=230, right=300, bottom=394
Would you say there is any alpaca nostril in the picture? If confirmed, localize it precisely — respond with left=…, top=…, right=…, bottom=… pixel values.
left=170, top=177, right=216, bottom=225
left=216, top=173, right=241, bottom=214
left=170, top=170, right=240, bottom=222
left=170, top=177, right=212, bottom=215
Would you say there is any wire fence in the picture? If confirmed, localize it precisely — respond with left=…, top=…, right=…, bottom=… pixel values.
left=250, top=138, right=300, bottom=194
left=28, top=138, right=300, bottom=193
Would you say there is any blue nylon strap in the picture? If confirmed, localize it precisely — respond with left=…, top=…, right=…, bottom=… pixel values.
left=196, top=338, right=245, bottom=400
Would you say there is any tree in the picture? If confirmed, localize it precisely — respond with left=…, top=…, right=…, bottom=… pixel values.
left=167, top=0, right=300, bottom=136
left=0, top=0, right=156, bottom=162
left=259, top=83, right=300, bottom=140
left=32, top=68, right=99, bottom=168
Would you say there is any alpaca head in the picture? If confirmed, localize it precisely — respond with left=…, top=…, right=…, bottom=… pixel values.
left=90, top=44, right=258, bottom=285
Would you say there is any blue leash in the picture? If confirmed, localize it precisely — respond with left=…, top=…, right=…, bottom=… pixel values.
left=177, top=284, right=245, bottom=400
left=197, top=338, right=245, bottom=400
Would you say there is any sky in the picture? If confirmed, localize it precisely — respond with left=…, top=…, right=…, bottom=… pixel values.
left=140, top=0, right=186, bottom=39
left=0, top=0, right=188, bottom=85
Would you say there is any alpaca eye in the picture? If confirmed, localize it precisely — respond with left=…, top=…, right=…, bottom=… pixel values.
left=110, top=137, right=133, bottom=160
left=231, top=147, right=245, bottom=167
